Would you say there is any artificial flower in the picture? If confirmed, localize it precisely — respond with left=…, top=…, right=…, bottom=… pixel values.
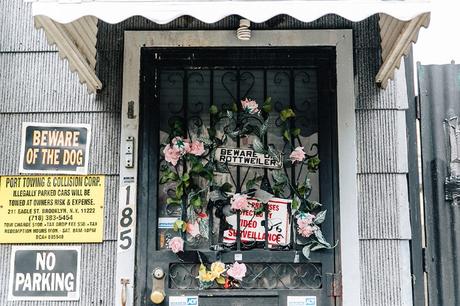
left=230, top=193, right=250, bottom=211
left=190, top=140, right=205, bottom=156
left=163, top=144, right=181, bottom=166
left=172, top=136, right=191, bottom=154
left=169, top=236, right=184, bottom=253
left=186, top=221, right=201, bottom=237
left=210, top=261, right=226, bottom=278
left=297, top=214, right=316, bottom=238
left=289, top=146, right=306, bottom=163
left=198, top=212, right=208, bottom=219
left=226, top=262, right=247, bottom=281
left=197, top=264, right=217, bottom=288
left=241, top=98, right=259, bottom=114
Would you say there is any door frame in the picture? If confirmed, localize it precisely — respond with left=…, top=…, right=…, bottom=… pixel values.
left=115, top=30, right=359, bottom=306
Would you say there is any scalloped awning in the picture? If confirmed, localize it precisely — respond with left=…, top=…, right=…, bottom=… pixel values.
left=28, top=0, right=431, bottom=93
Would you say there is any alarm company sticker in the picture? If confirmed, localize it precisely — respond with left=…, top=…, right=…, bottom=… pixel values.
left=287, top=296, right=317, bottom=306
left=169, top=296, right=198, bottom=306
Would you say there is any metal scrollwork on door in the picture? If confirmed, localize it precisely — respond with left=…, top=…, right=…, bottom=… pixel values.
left=169, top=263, right=322, bottom=290
left=445, top=116, right=460, bottom=205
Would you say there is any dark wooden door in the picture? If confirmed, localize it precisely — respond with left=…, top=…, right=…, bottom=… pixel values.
left=136, top=47, right=338, bottom=306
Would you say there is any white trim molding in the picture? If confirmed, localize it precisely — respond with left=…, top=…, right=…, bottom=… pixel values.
left=117, top=30, right=359, bottom=306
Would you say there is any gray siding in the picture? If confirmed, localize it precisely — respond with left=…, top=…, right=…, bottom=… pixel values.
left=0, top=1, right=119, bottom=305
left=0, top=1, right=413, bottom=305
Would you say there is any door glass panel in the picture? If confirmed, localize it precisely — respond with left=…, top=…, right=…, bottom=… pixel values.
left=157, top=67, right=319, bottom=251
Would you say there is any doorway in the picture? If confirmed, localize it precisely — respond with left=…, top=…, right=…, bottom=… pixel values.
left=136, top=47, right=338, bottom=306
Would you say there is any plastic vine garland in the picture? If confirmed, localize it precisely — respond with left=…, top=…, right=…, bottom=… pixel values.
left=160, top=97, right=336, bottom=286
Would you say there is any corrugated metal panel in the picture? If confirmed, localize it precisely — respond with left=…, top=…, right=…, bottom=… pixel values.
left=360, top=240, right=413, bottom=306
left=418, top=63, right=460, bottom=306
left=377, top=13, right=430, bottom=87
left=29, top=0, right=429, bottom=91
left=0, top=112, right=120, bottom=176
left=358, top=174, right=411, bottom=239
left=34, top=15, right=101, bottom=93
left=0, top=242, right=116, bottom=305
left=0, top=52, right=122, bottom=113
left=31, top=0, right=431, bottom=24
left=356, top=109, right=409, bottom=174
left=0, top=0, right=55, bottom=52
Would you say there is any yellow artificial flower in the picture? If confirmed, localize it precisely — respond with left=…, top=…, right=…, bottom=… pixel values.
left=198, top=264, right=216, bottom=282
left=210, top=261, right=226, bottom=278
left=198, top=270, right=216, bottom=282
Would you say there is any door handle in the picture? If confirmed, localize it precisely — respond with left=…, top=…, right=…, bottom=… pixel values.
left=150, top=267, right=166, bottom=304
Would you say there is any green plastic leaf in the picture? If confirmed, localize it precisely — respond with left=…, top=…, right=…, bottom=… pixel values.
left=232, top=102, right=238, bottom=112
left=173, top=220, right=185, bottom=232
left=191, top=163, right=204, bottom=173
left=191, top=195, right=202, bottom=208
left=246, top=175, right=263, bottom=190
left=182, top=172, right=190, bottom=182
left=314, top=210, right=327, bottom=224
left=216, top=276, right=226, bottom=285
left=176, top=184, right=184, bottom=199
left=291, top=128, right=301, bottom=137
left=253, top=137, right=265, bottom=154
left=159, top=171, right=179, bottom=184
left=311, top=244, right=328, bottom=251
left=307, top=156, right=320, bottom=171
left=226, top=110, right=234, bottom=119
left=302, top=245, right=311, bottom=260
left=209, top=105, right=219, bottom=115
left=280, top=108, right=295, bottom=121
left=292, top=196, right=300, bottom=210
left=167, top=198, right=182, bottom=206
left=283, top=129, right=291, bottom=141
left=259, top=118, right=269, bottom=137
left=314, top=229, right=331, bottom=248
left=220, top=182, right=233, bottom=193
left=272, top=170, right=288, bottom=184
left=262, top=97, right=272, bottom=113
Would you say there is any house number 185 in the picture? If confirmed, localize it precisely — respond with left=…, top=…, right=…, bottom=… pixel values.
left=119, top=185, right=134, bottom=250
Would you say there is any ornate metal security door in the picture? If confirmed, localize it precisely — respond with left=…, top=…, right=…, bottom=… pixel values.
left=137, top=47, right=338, bottom=306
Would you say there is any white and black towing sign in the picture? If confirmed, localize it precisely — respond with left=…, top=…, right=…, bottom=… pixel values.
left=8, top=246, right=80, bottom=301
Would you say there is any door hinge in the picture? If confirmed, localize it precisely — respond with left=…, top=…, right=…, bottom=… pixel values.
left=415, top=96, right=421, bottom=120
left=326, top=272, right=342, bottom=297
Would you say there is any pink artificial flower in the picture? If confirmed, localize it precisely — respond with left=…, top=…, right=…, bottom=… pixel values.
left=289, top=146, right=306, bottom=163
left=163, top=144, right=181, bottom=166
left=172, top=137, right=191, bottom=154
left=186, top=221, right=201, bottom=237
left=226, top=262, right=247, bottom=281
left=169, top=236, right=184, bottom=253
left=231, top=193, right=250, bottom=211
left=297, top=214, right=316, bottom=238
left=189, top=141, right=205, bottom=156
left=241, top=98, right=259, bottom=114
